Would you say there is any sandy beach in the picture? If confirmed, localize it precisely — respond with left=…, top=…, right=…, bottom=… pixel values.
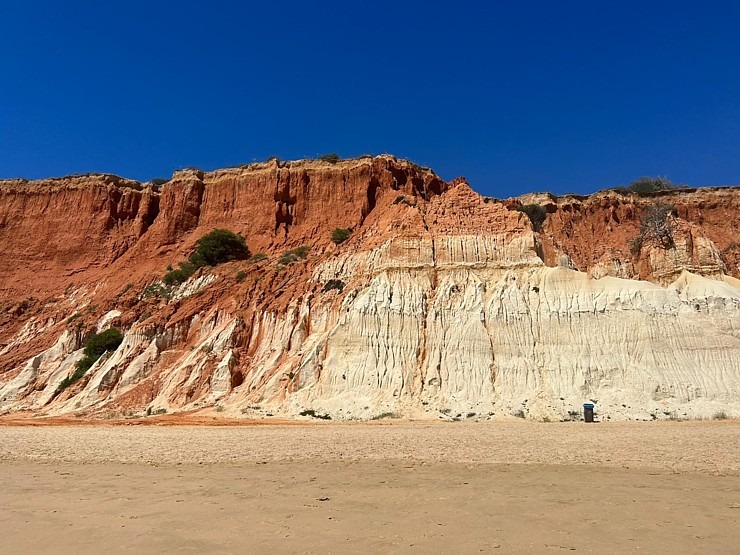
left=1, top=420, right=739, bottom=553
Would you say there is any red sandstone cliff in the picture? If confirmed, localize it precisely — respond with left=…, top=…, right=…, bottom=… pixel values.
left=0, top=156, right=738, bottom=421
left=512, top=188, right=740, bottom=283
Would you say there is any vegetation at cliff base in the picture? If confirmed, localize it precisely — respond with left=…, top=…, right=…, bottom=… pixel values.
left=163, top=229, right=250, bottom=285
left=299, top=408, right=332, bottom=420
left=57, top=328, right=124, bottom=392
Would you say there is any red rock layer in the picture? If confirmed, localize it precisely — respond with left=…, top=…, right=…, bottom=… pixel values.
left=0, top=175, right=158, bottom=300
left=513, top=187, right=740, bottom=280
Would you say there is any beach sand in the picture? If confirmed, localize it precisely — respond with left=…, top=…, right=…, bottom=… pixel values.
left=1, top=420, right=739, bottom=553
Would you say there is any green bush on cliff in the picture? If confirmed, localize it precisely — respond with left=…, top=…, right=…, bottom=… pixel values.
left=331, top=228, right=351, bottom=245
left=626, top=176, right=678, bottom=194
left=278, top=246, right=310, bottom=265
left=163, top=229, right=250, bottom=285
left=83, top=328, right=124, bottom=359
left=143, top=282, right=172, bottom=299
left=163, top=262, right=197, bottom=285
left=318, top=153, right=340, bottom=163
left=57, top=328, right=124, bottom=392
left=609, top=176, right=680, bottom=195
left=190, top=229, right=250, bottom=267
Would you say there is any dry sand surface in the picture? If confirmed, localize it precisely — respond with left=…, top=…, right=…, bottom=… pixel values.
left=1, top=420, right=739, bottom=553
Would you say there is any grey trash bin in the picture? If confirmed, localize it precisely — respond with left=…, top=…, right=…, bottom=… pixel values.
left=583, top=403, right=595, bottom=423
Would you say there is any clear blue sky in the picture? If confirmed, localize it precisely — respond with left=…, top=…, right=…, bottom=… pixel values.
left=2, top=1, right=739, bottom=196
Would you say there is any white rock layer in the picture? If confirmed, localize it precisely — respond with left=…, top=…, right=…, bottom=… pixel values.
left=2, top=233, right=739, bottom=421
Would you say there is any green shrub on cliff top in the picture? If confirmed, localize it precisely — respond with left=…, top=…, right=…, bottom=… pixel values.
left=625, top=176, right=678, bottom=194
left=608, top=176, right=680, bottom=195
left=318, top=153, right=340, bottom=163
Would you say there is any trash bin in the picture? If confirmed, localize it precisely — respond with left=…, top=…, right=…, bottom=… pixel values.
left=583, top=403, right=595, bottom=423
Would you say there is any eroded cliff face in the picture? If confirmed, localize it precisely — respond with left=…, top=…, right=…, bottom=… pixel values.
left=516, top=188, right=740, bottom=284
left=0, top=175, right=158, bottom=299
left=1, top=157, right=738, bottom=421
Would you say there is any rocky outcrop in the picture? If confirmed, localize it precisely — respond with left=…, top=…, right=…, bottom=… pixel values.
left=516, top=188, right=740, bottom=283
left=1, top=157, right=739, bottom=421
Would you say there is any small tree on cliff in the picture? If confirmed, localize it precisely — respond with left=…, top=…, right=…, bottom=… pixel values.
left=164, top=229, right=250, bottom=285
left=331, top=228, right=351, bottom=244
left=190, top=229, right=250, bottom=266
left=319, top=153, right=341, bottom=163
left=626, top=176, right=678, bottom=194
left=57, top=328, right=124, bottom=392
left=628, top=202, right=678, bottom=254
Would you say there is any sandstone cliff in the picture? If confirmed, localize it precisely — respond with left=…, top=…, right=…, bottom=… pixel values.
left=1, top=156, right=738, bottom=421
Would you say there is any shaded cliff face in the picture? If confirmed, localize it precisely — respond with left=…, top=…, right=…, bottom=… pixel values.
left=1, top=157, right=738, bottom=421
